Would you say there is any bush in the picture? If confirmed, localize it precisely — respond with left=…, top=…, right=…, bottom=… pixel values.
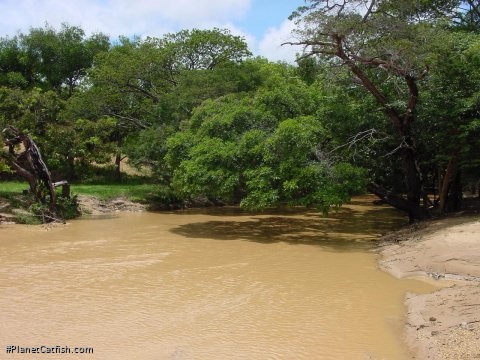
left=146, top=187, right=184, bottom=210
left=56, top=195, right=81, bottom=219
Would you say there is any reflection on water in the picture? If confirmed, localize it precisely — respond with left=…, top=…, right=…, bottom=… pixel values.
left=0, top=197, right=432, bottom=359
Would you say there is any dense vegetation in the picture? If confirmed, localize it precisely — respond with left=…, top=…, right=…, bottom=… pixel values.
left=1, top=0, right=479, bottom=221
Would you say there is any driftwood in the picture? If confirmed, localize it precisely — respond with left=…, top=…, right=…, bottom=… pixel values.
left=2, top=126, right=69, bottom=221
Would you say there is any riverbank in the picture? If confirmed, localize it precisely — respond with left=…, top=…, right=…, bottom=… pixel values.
left=0, top=181, right=156, bottom=223
left=77, top=194, right=146, bottom=214
left=379, top=215, right=480, bottom=359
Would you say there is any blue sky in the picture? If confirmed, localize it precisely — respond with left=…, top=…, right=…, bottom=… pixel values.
left=0, top=0, right=305, bottom=62
left=238, top=0, right=302, bottom=38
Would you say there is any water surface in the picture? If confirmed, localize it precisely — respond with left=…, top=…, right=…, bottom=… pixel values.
left=0, top=198, right=433, bottom=359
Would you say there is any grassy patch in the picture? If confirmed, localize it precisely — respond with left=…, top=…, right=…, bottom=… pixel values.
left=1, top=181, right=164, bottom=202
left=0, top=182, right=28, bottom=197
left=71, top=183, right=164, bottom=202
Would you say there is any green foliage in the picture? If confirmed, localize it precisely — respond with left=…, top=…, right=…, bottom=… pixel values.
left=289, top=0, right=480, bottom=215
left=3, top=18, right=479, bottom=218
left=240, top=118, right=367, bottom=211
left=295, top=57, right=324, bottom=85
left=123, top=125, right=176, bottom=180
left=55, top=195, right=81, bottom=220
left=172, top=138, right=239, bottom=201
left=0, top=86, right=63, bottom=134
left=63, top=28, right=254, bottom=179
left=0, top=186, right=47, bottom=224
left=13, top=209, right=42, bottom=225
left=415, top=29, right=480, bottom=185
left=0, top=23, right=109, bottom=93
left=162, top=28, right=252, bottom=70
left=144, top=187, right=184, bottom=210
left=45, top=116, right=118, bottom=173
left=0, top=160, right=10, bottom=173
left=166, top=63, right=368, bottom=212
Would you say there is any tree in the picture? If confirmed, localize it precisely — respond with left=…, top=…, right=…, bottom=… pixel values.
left=19, top=24, right=110, bottom=96
left=165, top=62, right=366, bottom=210
left=1, top=24, right=109, bottom=95
left=70, top=29, right=254, bottom=179
left=287, top=0, right=470, bottom=221
left=0, top=36, right=33, bottom=88
left=416, top=30, right=480, bottom=211
left=0, top=86, right=62, bottom=136
left=454, top=0, right=480, bottom=30
left=161, top=28, right=251, bottom=70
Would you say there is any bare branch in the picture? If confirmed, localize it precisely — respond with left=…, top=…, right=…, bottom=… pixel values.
left=327, top=128, right=391, bottom=161
left=380, top=137, right=415, bottom=158
left=106, top=113, right=151, bottom=130
left=466, top=0, right=480, bottom=20
left=328, top=128, right=380, bottom=153
left=325, top=0, right=347, bottom=15
left=282, top=40, right=337, bottom=49
left=363, top=0, right=376, bottom=22
left=349, top=53, right=408, bottom=77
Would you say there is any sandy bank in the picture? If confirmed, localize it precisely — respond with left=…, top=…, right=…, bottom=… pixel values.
left=77, top=194, right=146, bottom=215
left=379, top=216, right=480, bottom=359
left=0, top=195, right=146, bottom=224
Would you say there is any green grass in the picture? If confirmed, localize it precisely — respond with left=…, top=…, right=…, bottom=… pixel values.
left=0, top=181, right=163, bottom=202
left=71, top=183, right=163, bottom=201
left=0, top=181, right=27, bottom=194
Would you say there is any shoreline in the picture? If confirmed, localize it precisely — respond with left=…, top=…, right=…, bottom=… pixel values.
left=378, top=215, right=480, bottom=359
left=4, top=192, right=479, bottom=358
left=0, top=194, right=146, bottom=224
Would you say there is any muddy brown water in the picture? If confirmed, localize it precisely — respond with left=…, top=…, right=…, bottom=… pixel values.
left=0, top=198, right=434, bottom=359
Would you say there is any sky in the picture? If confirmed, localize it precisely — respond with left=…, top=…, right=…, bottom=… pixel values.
left=0, top=0, right=306, bottom=63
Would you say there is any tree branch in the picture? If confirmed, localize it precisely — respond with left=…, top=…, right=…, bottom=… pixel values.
left=124, top=82, right=160, bottom=103
left=328, top=128, right=387, bottom=159
left=106, top=113, right=150, bottom=129
left=466, top=0, right=480, bottom=20
left=363, top=0, right=376, bottom=22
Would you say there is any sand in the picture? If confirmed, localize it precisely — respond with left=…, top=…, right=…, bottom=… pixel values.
left=77, top=194, right=146, bottom=215
left=379, top=216, right=480, bottom=359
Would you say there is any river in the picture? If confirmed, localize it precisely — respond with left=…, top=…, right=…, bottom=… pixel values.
left=0, top=197, right=434, bottom=359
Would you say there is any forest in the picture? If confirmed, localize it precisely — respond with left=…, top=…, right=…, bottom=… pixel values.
left=1, top=0, right=479, bottom=222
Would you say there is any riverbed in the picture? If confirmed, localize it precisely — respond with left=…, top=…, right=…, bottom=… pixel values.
left=0, top=198, right=435, bottom=359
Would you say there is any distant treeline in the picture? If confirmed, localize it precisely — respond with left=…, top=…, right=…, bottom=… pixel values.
left=1, top=0, right=479, bottom=220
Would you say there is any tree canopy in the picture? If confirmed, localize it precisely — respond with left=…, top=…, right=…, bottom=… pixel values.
left=1, top=14, right=479, bottom=220
left=286, top=0, right=480, bottom=219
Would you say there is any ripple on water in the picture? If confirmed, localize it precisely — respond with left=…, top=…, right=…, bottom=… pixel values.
left=0, top=198, right=434, bottom=360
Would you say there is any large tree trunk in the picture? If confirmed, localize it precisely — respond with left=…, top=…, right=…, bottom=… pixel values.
left=337, top=47, right=429, bottom=221
left=404, top=146, right=422, bottom=210
left=114, top=153, right=122, bottom=180
left=449, top=170, right=463, bottom=211
left=368, top=182, right=429, bottom=222
left=439, top=153, right=459, bottom=213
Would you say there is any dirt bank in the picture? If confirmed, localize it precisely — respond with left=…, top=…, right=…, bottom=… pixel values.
left=0, top=195, right=146, bottom=224
left=77, top=194, right=146, bottom=215
left=379, top=216, right=480, bottom=359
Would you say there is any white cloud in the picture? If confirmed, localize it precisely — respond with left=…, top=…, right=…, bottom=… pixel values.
left=257, top=20, right=300, bottom=63
left=0, top=0, right=251, bottom=38
left=0, top=0, right=301, bottom=63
